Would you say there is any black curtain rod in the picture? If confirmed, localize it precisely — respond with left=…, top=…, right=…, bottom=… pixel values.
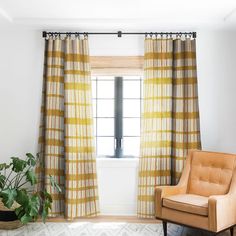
left=42, top=31, right=197, bottom=38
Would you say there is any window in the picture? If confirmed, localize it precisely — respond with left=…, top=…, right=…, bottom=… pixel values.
left=92, top=75, right=142, bottom=158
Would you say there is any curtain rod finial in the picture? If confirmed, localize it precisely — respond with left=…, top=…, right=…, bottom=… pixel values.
left=193, top=32, right=197, bottom=38
left=42, top=31, right=47, bottom=38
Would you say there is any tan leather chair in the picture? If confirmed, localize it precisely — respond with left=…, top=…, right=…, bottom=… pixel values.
left=155, top=150, right=236, bottom=236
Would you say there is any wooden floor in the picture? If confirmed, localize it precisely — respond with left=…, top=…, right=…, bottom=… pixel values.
left=46, top=215, right=157, bottom=223
left=47, top=216, right=235, bottom=235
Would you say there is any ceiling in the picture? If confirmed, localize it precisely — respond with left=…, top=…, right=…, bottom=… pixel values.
left=0, top=0, right=236, bottom=31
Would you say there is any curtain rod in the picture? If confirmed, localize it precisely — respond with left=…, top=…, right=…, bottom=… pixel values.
left=42, top=31, right=197, bottom=38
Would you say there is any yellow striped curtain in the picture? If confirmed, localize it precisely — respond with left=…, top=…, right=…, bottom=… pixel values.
left=37, top=36, right=99, bottom=219
left=138, top=37, right=201, bottom=218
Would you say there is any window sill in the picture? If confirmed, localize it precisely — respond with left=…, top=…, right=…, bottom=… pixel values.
left=96, top=157, right=139, bottom=168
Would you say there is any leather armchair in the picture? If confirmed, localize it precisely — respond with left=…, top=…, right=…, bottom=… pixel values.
left=155, top=150, right=236, bottom=236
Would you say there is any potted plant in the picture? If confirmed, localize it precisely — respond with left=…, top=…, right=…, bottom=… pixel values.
left=0, top=153, right=61, bottom=229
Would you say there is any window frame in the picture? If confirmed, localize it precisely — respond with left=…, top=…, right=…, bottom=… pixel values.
left=91, top=56, right=143, bottom=158
left=114, top=77, right=123, bottom=158
left=92, top=75, right=142, bottom=158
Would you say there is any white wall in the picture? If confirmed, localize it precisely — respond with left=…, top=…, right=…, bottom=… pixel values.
left=0, top=29, right=236, bottom=215
left=197, top=31, right=236, bottom=153
left=0, top=30, right=43, bottom=159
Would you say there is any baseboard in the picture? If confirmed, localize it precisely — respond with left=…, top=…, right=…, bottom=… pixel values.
left=100, top=204, right=137, bottom=216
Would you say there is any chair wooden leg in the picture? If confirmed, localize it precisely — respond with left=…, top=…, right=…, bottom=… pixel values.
left=162, top=221, right=167, bottom=236
left=230, top=227, right=234, bottom=236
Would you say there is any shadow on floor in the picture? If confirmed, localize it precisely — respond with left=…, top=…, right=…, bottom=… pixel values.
left=168, top=223, right=233, bottom=236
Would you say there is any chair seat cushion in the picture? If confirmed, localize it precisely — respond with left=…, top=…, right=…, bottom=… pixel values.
left=163, top=194, right=208, bottom=216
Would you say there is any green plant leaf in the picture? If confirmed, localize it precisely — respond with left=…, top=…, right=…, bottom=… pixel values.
left=15, top=193, right=40, bottom=221
left=27, top=159, right=36, bottom=166
left=49, top=175, right=62, bottom=193
left=0, top=175, right=6, bottom=189
left=28, top=195, right=40, bottom=217
left=15, top=189, right=29, bottom=206
left=0, top=163, right=10, bottom=171
left=26, top=170, right=37, bottom=185
left=26, top=153, right=35, bottom=159
left=11, top=157, right=27, bottom=173
left=0, top=188, right=17, bottom=208
left=42, top=204, right=48, bottom=223
left=15, top=205, right=24, bottom=219
left=26, top=153, right=36, bottom=166
left=20, top=214, right=32, bottom=224
left=44, top=190, right=52, bottom=203
left=40, top=189, right=53, bottom=223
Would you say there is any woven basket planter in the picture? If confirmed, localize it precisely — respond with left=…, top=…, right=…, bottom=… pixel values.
left=0, top=199, right=22, bottom=229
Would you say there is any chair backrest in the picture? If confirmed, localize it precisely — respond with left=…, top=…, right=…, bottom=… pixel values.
left=187, top=150, right=236, bottom=197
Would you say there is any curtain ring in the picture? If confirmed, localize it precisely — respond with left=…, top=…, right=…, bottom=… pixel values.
left=49, top=33, right=54, bottom=39
left=66, top=32, right=72, bottom=39
left=84, top=33, right=88, bottom=39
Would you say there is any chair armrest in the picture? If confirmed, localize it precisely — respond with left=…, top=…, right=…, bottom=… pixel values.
left=155, top=185, right=187, bottom=218
left=154, top=150, right=192, bottom=218
left=208, top=194, right=236, bottom=232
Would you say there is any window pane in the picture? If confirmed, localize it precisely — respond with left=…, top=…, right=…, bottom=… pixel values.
left=97, top=80, right=114, bottom=98
left=123, top=99, right=140, bottom=117
left=97, top=137, right=114, bottom=156
left=97, top=118, right=114, bottom=136
left=123, top=137, right=140, bottom=157
left=92, top=99, right=96, bottom=117
left=98, top=76, right=114, bottom=80
left=123, top=80, right=140, bottom=98
left=97, top=100, right=114, bottom=117
left=92, top=80, right=96, bottom=98
left=123, top=118, right=140, bottom=136
left=93, top=118, right=96, bottom=136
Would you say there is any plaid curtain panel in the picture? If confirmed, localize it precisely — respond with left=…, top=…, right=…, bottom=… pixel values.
left=138, top=37, right=201, bottom=218
left=36, top=37, right=99, bottom=219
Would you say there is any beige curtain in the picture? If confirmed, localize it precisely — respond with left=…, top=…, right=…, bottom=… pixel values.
left=138, top=37, right=201, bottom=218
left=36, top=36, right=99, bottom=219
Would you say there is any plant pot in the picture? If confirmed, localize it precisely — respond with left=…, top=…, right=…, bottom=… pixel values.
left=0, top=199, right=22, bottom=229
